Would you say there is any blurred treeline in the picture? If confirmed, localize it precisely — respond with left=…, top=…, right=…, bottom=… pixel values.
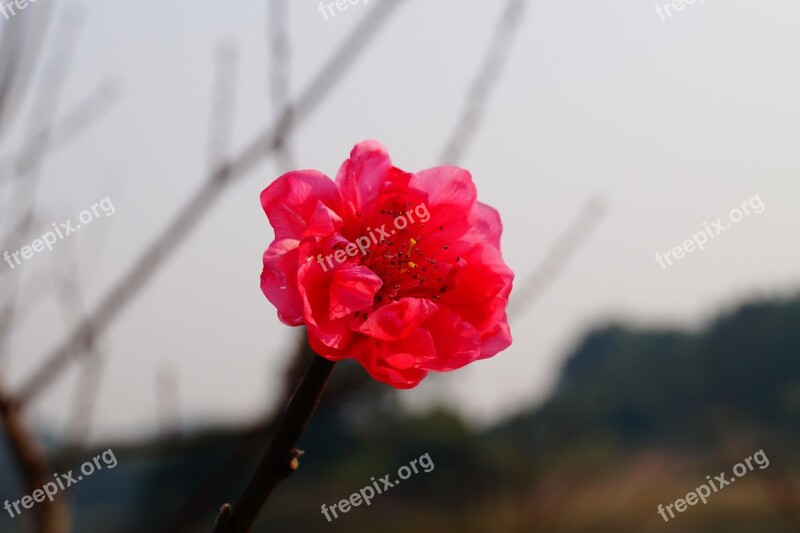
left=2, top=292, right=797, bottom=532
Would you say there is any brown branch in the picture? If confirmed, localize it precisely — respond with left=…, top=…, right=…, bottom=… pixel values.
left=213, top=354, right=335, bottom=533
left=0, top=78, right=123, bottom=186
left=160, top=422, right=271, bottom=533
left=159, top=331, right=378, bottom=532
left=0, top=15, right=102, bottom=525
left=0, top=263, right=49, bottom=360
left=1, top=7, right=84, bottom=245
left=14, top=0, right=405, bottom=405
left=439, top=0, right=527, bottom=166
left=0, top=391, right=64, bottom=533
left=212, top=504, right=232, bottom=533
left=508, top=195, right=607, bottom=321
left=158, top=334, right=312, bottom=533
left=63, top=342, right=104, bottom=449
left=0, top=0, right=56, bottom=139
left=49, top=245, right=106, bottom=450
left=268, top=0, right=294, bottom=170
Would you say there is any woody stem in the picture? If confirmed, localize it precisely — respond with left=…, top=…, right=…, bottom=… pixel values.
left=212, top=353, right=335, bottom=533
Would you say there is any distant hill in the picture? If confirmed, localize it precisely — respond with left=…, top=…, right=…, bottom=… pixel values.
left=3, top=293, right=800, bottom=531
left=495, top=293, right=800, bottom=451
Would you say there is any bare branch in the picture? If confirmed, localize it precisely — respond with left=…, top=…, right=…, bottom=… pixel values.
left=48, top=246, right=105, bottom=449
left=0, top=389, right=66, bottom=532
left=267, top=0, right=294, bottom=170
left=215, top=354, right=335, bottom=533
left=1, top=7, right=85, bottom=242
left=0, top=78, right=123, bottom=187
left=508, top=195, right=607, bottom=321
left=15, top=0, right=406, bottom=405
left=0, top=0, right=57, bottom=139
left=439, top=0, right=527, bottom=165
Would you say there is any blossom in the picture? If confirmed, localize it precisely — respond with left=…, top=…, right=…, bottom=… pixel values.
left=260, top=141, right=513, bottom=388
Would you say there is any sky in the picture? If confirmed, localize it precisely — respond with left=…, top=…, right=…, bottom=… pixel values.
left=1, top=0, right=799, bottom=441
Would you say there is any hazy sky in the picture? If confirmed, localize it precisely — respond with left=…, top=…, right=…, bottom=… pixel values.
left=2, top=0, right=799, bottom=441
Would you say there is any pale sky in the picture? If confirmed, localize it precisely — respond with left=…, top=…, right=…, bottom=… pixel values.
left=2, top=0, right=799, bottom=441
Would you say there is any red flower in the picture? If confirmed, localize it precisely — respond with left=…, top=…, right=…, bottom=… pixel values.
left=261, top=141, right=513, bottom=388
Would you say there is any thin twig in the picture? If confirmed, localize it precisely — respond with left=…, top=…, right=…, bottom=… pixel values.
left=0, top=13, right=88, bottom=532
left=268, top=0, right=294, bottom=170
left=15, top=0, right=405, bottom=406
left=1, top=6, right=84, bottom=244
left=0, top=0, right=57, bottom=139
left=439, top=0, right=527, bottom=166
left=0, top=78, right=123, bottom=187
left=508, top=195, right=607, bottom=320
left=50, top=245, right=106, bottom=450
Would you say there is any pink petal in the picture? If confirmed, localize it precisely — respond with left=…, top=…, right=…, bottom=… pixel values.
left=308, top=334, right=352, bottom=362
left=296, top=257, right=353, bottom=350
left=414, top=166, right=477, bottom=239
left=261, top=170, right=342, bottom=241
left=335, top=140, right=393, bottom=221
left=357, top=297, right=439, bottom=341
left=417, top=308, right=481, bottom=371
left=441, top=262, right=510, bottom=334
left=260, top=239, right=303, bottom=326
left=328, top=265, right=383, bottom=320
left=354, top=331, right=434, bottom=388
left=304, top=201, right=344, bottom=238
left=478, top=316, right=512, bottom=359
left=465, top=201, right=504, bottom=250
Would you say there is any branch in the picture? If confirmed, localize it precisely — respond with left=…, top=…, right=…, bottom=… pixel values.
left=211, top=504, right=232, bottom=533
left=50, top=245, right=106, bottom=450
left=0, top=0, right=56, bottom=140
left=213, top=354, right=335, bottom=533
left=15, top=0, right=405, bottom=405
left=0, top=78, right=122, bottom=187
left=508, top=195, right=607, bottom=321
left=439, top=0, right=527, bottom=166
left=1, top=7, right=84, bottom=245
left=267, top=0, right=294, bottom=170
left=0, top=390, right=64, bottom=532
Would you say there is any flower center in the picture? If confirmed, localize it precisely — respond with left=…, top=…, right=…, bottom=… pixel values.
left=364, top=230, right=449, bottom=307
